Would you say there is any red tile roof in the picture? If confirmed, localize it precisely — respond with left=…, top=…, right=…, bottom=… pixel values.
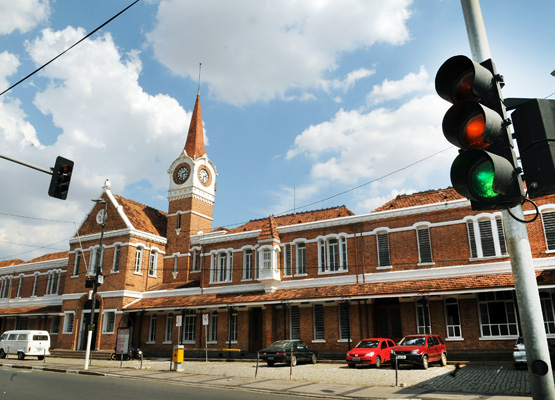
left=113, top=195, right=167, bottom=237
left=0, top=305, right=61, bottom=316
left=24, top=252, right=68, bottom=264
left=258, top=215, right=279, bottom=241
left=124, top=270, right=554, bottom=311
left=0, top=259, right=24, bottom=268
left=227, top=206, right=354, bottom=234
left=373, top=187, right=464, bottom=212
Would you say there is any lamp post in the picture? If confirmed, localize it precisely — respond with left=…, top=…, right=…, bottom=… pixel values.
left=84, top=197, right=107, bottom=370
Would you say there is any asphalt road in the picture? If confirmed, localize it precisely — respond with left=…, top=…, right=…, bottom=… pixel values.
left=0, top=368, right=305, bottom=400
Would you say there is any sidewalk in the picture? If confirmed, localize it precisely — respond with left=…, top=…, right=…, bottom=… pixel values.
left=0, top=356, right=534, bottom=400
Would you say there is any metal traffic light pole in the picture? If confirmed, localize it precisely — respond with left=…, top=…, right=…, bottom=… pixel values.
left=460, top=1, right=555, bottom=398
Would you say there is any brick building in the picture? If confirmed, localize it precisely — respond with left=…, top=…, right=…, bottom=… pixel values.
left=2, top=91, right=555, bottom=360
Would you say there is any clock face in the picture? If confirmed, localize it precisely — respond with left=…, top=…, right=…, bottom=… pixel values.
left=96, top=209, right=107, bottom=225
left=199, top=168, right=210, bottom=184
left=173, top=163, right=190, bottom=184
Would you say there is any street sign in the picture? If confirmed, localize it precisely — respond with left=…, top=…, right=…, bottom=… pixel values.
left=176, top=315, right=182, bottom=327
left=202, top=313, right=209, bottom=325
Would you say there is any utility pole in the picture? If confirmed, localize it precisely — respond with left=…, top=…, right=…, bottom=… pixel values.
left=460, top=1, right=555, bottom=398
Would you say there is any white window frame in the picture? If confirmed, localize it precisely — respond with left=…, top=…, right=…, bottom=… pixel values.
left=540, top=292, right=555, bottom=335
left=134, top=246, right=144, bottom=274
left=16, top=274, right=23, bottom=298
left=32, top=273, right=39, bottom=296
left=444, top=298, right=462, bottom=339
left=243, top=249, right=253, bottom=281
left=376, top=231, right=391, bottom=269
left=112, top=245, right=121, bottom=273
left=102, top=310, right=116, bottom=334
left=416, top=225, right=433, bottom=264
left=191, top=248, right=201, bottom=272
left=318, top=235, right=348, bottom=274
left=63, top=312, right=75, bottom=334
left=477, top=291, right=518, bottom=338
left=210, top=250, right=233, bottom=283
left=73, top=250, right=82, bottom=276
left=164, top=314, right=173, bottom=343
left=416, top=302, right=431, bottom=334
left=541, top=209, right=555, bottom=252
left=208, top=312, right=218, bottom=343
left=148, top=314, right=157, bottom=343
left=182, top=310, right=196, bottom=343
left=296, top=242, right=306, bottom=275
left=227, top=309, right=238, bottom=344
left=51, top=315, right=60, bottom=335
left=148, top=250, right=158, bottom=277
left=466, top=216, right=508, bottom=259
left=284, top=244, right=292, bottom=277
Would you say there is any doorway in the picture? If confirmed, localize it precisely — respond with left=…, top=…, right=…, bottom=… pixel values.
left=374, top=298, right=402, bottom=341
left=249, top=308, right=263, bottom=352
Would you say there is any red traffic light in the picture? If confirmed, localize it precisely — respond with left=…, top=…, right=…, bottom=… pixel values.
left=442, top=101, right=504, bottom=150
left=48, top=156, right=74, bottom=200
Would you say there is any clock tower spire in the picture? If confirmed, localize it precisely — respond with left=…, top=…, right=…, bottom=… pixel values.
left=166, top=90, right=217, bottom=271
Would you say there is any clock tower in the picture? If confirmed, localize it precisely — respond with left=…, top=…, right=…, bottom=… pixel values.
left=167, top=91, right=217, bottom=261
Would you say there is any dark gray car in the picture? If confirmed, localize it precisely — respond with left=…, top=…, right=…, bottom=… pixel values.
left=259, top=340, right=317, bottom=367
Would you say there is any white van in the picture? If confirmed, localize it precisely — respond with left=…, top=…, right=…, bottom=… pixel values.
left=0, top=330, right=51, bottom=360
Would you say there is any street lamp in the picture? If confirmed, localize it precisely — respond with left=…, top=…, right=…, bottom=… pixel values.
left=84, top=197, right=107, bottom=370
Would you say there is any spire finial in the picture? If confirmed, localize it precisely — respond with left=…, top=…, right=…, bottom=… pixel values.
left=197, top=63, right=202, bottom=94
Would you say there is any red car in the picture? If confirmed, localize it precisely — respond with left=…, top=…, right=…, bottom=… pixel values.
left=391, top=334, right=447, bottom=369
left=346, top=338, right=396, bottom=368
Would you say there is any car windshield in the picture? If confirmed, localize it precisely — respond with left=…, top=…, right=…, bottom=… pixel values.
left=399, top=336, right=426, bottom=346
left=356, top=340, right=379, bottom=349
left=266, top=340, right=292, bottom=349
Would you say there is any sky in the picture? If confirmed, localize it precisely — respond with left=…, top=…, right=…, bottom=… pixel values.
left=0, top=0, right=553, bottom=262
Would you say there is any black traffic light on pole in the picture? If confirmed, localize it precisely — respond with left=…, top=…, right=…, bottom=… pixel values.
left=48, top=156, right=74, bottom=200
left=435, top=55, right=524, bottom=210
left=511, top=99, right=555, bottom=198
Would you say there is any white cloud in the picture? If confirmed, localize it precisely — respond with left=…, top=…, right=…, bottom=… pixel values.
left=147, top=0, right=412, bottom=105
left=321, top=68, right=376, bottom=93
left=0, top=0, right=50, bottom=35
left=0, top=26, right=194, bottom=261
left=286, top=94, right=453, bottom=206
left=367, top=65, right=432, bottom=105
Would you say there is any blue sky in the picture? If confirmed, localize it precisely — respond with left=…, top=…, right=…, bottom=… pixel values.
left=0, top=0, right=553, bottom=261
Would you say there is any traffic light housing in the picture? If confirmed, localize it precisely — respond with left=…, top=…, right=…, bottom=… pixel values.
left=435, top=55, right=524, bottom=210
left=48, top=156, right=74, bottom=200
left=512, top=99, right=555, bottom=198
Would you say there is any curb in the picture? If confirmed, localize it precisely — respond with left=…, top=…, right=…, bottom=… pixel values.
left=0, top=362, right=107, bottom=377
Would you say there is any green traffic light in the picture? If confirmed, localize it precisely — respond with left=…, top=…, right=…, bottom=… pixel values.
left=470, top=159, right=498, bottom=199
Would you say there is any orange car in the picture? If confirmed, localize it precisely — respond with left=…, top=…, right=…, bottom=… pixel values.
left=346, top=338, right=396, bottom=368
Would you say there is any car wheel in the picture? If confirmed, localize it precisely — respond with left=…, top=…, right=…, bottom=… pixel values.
left=266, top=361, right=275, bottom=367
left=440, top=352, right=447, bottom=367
left=17, top=352, right=25, bottom=360
left=290, top=355, right=297, bottom=367
left=37, top=356, right=45, bottom=361
left=0, top=349, right=5, bottom=359
left=348, top=363, right=355, bottom=368
left=311, top=354, right=317, bottom=364
left=421, top=355, right=429, bottom=369
left=375, top=356, right=382, bottom=369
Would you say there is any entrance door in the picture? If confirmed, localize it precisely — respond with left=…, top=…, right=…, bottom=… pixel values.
left=79, top=312, right=99, bottom=350
left=374, top=299, right=402, bottom=342
left=249, top=308, right=263, bottom=353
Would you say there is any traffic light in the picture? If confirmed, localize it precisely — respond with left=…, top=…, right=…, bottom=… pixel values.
left=511, top=99, right=555, bottom=198
left=435, top=55, right=524, bottom=210
left=48, top=156, right=74, bottom=200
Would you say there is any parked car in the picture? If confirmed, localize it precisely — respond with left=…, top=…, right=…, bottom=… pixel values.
left=346, top=338, right=396, bottom=368
left=513, top=336, right=555, bottom=369
left=259, top=340, right=317, bottom=367
left=0, top=330, right=51, bottom=360
left=391, top=334, right=447, bottom=369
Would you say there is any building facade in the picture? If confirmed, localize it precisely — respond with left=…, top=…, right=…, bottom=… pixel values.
left=2, top=92, right=555, bottom=360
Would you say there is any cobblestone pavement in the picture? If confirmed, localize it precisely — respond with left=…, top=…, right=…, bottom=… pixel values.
left=2, top=356, right=535, bottom=397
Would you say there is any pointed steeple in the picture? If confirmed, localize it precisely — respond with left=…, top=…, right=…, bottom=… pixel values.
left=184, top=91, right=206, bottom=159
